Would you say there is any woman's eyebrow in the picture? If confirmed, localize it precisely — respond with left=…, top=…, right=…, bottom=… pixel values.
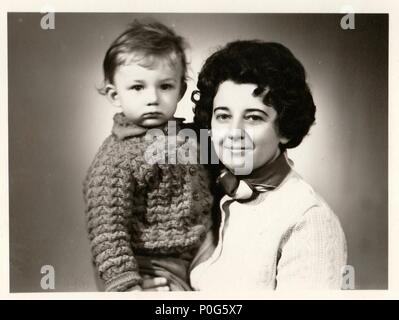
left=245, top=108, right=268, bottom=116
left=213, top=106, right=229, bottom=113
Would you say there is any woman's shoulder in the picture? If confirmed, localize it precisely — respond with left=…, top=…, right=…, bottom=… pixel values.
left=278, top=170, right=326, bottom=204
left=263, top=169, right=338, bottom=223
left=278, top=170, right=344, bottom=230
left=276, top=170, right=347, bottom=252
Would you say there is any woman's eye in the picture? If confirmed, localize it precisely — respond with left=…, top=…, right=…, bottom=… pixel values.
left=130, top=85, right=144, bottom=91
left=245, top=115, right=264, bottom=122
left=215, top=114, right=231, bottom=121
left=160, top=83, right=174, bottom=90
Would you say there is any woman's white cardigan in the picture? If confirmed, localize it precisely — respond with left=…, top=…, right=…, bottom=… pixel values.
left=190, top=170, right=347, bottom=290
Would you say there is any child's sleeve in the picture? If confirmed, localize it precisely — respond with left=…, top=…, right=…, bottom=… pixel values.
left=83, top=138, right=141, bottom=291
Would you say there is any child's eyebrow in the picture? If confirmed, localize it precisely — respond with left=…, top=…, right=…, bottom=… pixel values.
left=159, top=78, right=177, bottom=82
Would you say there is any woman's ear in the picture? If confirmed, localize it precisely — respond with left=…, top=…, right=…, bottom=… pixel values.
left=105, top=84, right=121, bottom=108
left=279, top=136, right=289, bottom=145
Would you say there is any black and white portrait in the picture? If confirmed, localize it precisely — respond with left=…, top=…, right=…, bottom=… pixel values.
left=6, top=9, right=389, bottom=293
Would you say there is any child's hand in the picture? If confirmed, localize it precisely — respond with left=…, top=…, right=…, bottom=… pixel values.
left=141, top=275, right=170, bottom=291
left=127, top=284, right=143, bottom=291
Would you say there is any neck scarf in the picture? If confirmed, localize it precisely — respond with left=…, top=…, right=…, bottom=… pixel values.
left=217, top=152, right=292, bottom=200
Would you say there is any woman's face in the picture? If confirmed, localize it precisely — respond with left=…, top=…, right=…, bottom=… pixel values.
left=211, top=81, right=288, bottom=174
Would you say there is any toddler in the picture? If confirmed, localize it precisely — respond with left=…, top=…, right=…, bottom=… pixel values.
left=83, top=20, right=213, bottom=291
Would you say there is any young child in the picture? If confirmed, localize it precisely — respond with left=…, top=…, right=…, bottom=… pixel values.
left=190, top=40, right=347, bottom=290
left=83, top=20, right=213, bottom=291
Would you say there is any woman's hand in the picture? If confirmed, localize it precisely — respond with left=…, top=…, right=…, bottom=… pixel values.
left=141, top=275, right=170, bottom=291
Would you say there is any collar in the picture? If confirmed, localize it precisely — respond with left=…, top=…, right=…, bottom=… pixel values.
left=244, top=151, right=292, bottom=190
left=217, top=152, right=292, bottom=200
left=112, top=112, right=185, bottom=140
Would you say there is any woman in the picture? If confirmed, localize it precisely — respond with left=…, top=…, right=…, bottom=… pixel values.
left=146, top=40, right=347, bottom=290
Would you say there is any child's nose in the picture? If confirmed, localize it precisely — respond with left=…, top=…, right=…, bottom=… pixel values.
left=146, top=88, right=159, bottom=105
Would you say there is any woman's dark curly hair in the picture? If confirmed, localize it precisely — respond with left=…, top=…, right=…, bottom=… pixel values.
left=192, top=40, right=316, bottom=149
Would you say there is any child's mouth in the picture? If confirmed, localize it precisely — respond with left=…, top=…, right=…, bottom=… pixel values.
left=142, top=112, right=162, bottom=119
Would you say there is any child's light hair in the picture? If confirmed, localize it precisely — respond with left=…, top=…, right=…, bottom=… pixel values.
left=99, top=19, right=188, bottom=95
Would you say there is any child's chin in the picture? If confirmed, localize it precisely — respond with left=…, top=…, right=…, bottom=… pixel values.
left=141, top=118, right=167, bottom=128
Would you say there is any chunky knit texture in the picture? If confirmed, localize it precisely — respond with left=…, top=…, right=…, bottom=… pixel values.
left=83, top=113, right=213, bottom=291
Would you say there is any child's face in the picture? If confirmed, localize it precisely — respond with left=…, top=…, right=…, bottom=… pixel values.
left=211, top=81, right=288, bottom=173
left=108, top=55, right=184, bottom=127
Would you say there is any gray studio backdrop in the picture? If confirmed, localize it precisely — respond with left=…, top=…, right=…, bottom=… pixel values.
left=8, top=13, right=388, bottom=291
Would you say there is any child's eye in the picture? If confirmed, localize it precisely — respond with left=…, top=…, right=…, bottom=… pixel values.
left=130, top=85, right=144, bottom=91
left=160, top=83, right=175, bottom=90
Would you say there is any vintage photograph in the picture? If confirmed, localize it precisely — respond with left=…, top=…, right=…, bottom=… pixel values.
left=8, top=12, right=388, bottom=292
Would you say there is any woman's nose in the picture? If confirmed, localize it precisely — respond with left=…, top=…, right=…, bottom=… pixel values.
left=227, top=118, right=245, bottom=141
left=229, top=118, right=245, bottom=139
left=227, top=129, right=246, bottom=142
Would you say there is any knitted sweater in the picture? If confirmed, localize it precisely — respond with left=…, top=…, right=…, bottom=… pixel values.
left=83, top=113, right=213, bottom=291
left=190, top=156, right=347, bottom=290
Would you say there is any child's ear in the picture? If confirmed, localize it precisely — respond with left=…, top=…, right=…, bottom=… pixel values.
left=105, top=84, right=121, bottom=108
left=178, top=82, right=187, bottom=101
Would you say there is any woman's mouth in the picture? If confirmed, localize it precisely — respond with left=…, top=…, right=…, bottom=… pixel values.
left=222, top=144, right=252, bottom=151
left=222, top=145, right=253, bottom=156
